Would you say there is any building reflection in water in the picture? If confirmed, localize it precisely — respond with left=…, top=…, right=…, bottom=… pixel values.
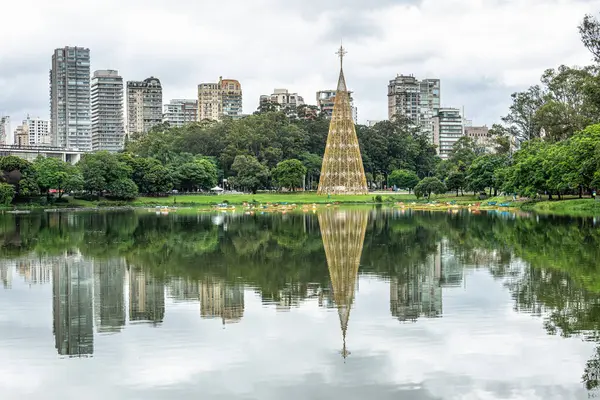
left=52, top=251, right=94, bottom=357
left=128, top=268, right=165, bottom=326
left=168, top=278, right=200, bottom=303
left=0, top=261, right=12, bottom=289
left=200, top=278, right=244, bottom=324
left=93, top=259, right=126, bottom=333
left=390, top=243, right=442, bottom=322
left=318, top=209, right=368, bottom=358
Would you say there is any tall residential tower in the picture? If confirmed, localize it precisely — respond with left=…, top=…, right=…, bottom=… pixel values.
left=50, top=46, right=91, bottom=151
left=126, top=77, right=163, bottom=135
left=197, top=77, right=242, bottom=121
left=91, top=70, right=124, bottom=152
left=387, top=75, right=440, bottom=139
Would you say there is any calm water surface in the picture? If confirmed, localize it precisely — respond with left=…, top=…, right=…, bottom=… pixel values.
left=1, top=208, right=600, bottom=399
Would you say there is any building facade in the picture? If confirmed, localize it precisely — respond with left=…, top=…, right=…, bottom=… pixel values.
left=0, top=116, right=10, bottom=145
left=23, top=116, right=50, bottom=146
left=433, top=108, right=464, bottom=159
left=387, top=75, right=440, bottom=139
left=91, top=70, right=124, bottom=152
left=14, top=124, right=29, bottom=147
left=50, top=46, right=92, bottom=151
left=197, top=77, right=243, bottom=121
left=126, top=77, right=163, bottom=135
left=163, top=99, right=198, bottom=127
left=316, top=90, right=357, bottom=123
left=465, top=125, right=492, bottom=152
left=259, top=88, right=305, bottom=110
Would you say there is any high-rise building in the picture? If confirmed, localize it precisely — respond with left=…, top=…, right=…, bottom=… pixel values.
left=163, top=99, right=198, bottom=127
left=23, top=116, right=50, bottom=146
left=259, top=89, right=305, bottom=110
left=316, top=90, right=357, bottom=123
left=197, top=77, right=243, bottom=121
left=465, top=125, right=493, bottom=152
left=0, top=116, right=10, bottom=145
left=433, top=108, right=464, bottom=159
left=93, top=259, right=126, bottom=333
left=91, top=70, right=124, bottom=152
left=52, top=255, right=94, bottom=357
left=387, top=75, right=440, bottom=139
left=197, top=83, right=220, bottom=121
left=50, top=46, right=92, bottom=151
left=128, top=268, right=165, bottom=325
left=126, top=77, right=163, bottom=135
left=200, top=279, right=244, bottom=324
left=13, top=124, right=29, bottom=147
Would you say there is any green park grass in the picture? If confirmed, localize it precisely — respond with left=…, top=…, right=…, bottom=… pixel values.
left=59, top=193, right=600, bottom=217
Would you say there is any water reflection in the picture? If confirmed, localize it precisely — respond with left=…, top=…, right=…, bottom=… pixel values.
left=1, top=209, right=600, bottom=396
left=319, top=209, right=367, bottom=358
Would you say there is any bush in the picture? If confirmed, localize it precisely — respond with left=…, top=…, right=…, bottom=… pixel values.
left=414, top=177, right=447, bottom=199
left=0, top=183, right=15, bottom=206
left=374, top=195, right=383, bottom=203
left=106, top=178, right=138, bottom=200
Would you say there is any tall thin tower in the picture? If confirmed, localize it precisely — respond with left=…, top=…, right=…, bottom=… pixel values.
left=317, top=46, right=368, bottom=195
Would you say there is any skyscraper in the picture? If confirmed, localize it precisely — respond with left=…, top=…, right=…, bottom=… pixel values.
left=316, top=89, right=358, bottom=123
left=197, top=77, right=243, bottom=121
left=0, top=116, right=10, bottom=145
left=128, top=268, right=165, bottom=325
left=126, top=77, right=163, bottom=135
left=163, top=99, right=198, bottom=127
left=93, top=259, right=126, bottom=333
left=433, top=108, right=464, bottom=159
left=91, top=70, right=124, bottom=152
left=259, top=89, right=305, bottom=110
left=387, top=75, right=440, bottom=140
left=23, top=116, right=50, bottom=146
left=52, top=256, right=94, bottom=357
left=50, top=46, right=92, bottom=151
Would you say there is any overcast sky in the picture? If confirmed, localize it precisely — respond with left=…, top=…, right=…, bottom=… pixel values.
left=1, top=0, right=599, bottom=127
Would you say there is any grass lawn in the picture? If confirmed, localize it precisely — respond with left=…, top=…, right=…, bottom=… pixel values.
left=127, top=192, right=480, bottom=206
left=523, top=198, right=600, bottom=216
left=63, top=192, right=480, bottom=208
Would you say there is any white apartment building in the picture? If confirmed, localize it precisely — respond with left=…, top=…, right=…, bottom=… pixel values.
left=163, top=99, right=198, bottom=127
left=92, top=70, right=124, bottom=152
left=387, top=75, right=440, bottom=140
left=13, top=124, right=29, bottom=147
left=50, top=46, right=92, bottom=151
left=316, top=90, right=357, bottom=123
left=23, top=116, right=50, bottom=146
left=433, top=108, right=464, bottom=159
left=127, top=77, right=163, bottom=135
left=259, top=89, right=305, bottom=110
left=0, top=116, right=10, bottom=145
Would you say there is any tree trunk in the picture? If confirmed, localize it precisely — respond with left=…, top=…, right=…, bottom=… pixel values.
left=456, top=189, right=459, bottom=196
left=548, top=192, right=553, bottom=200
left=489, top=187, right=492, bottom=197
left=493, top=188, right=497, bottom=197
left=579, top=186, right=583, bottom=199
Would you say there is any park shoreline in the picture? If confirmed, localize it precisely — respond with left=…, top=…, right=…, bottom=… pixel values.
left=3, top=193, right=600, bottom=217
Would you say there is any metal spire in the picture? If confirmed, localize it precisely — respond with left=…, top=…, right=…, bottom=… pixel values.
left=336, top=43, right=347, bottom=69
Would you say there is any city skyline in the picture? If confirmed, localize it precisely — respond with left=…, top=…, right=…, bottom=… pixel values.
left=1, top=0, right=596, bottom=130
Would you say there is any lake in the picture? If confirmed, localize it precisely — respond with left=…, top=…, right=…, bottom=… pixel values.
left=1, top=208, right=600, bottom=399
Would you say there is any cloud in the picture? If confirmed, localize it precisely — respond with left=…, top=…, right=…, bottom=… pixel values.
left=0, top=0, right=598, bottom=130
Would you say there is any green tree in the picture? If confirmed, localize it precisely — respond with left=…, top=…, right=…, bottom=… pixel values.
left=175, top=159, right=218, bottom=192
left=106, top=178, right=138, bottom=200
left=448, top=137, right=478, bottom=172
left=77, top=152, right=132, bottom=196
left=467, top=154, right=508, bottom=196
left=272, top=159, right=307, bottom=191
left=230, top=155, right=270, bottom=194
left=579, top=14, right=600, bottom=62
left=413, top=177, right=447, bottom=199
left=0, top=183, right=15, bottom=206
left=0, top=156, right=38, bottom=197
left=445, top=171, right=466, bottom=196
left=33, top=157, right=83, bottom=198
left=502, top=85, right=544, bottom=143
left=388, top=169, right=419, bottom=193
